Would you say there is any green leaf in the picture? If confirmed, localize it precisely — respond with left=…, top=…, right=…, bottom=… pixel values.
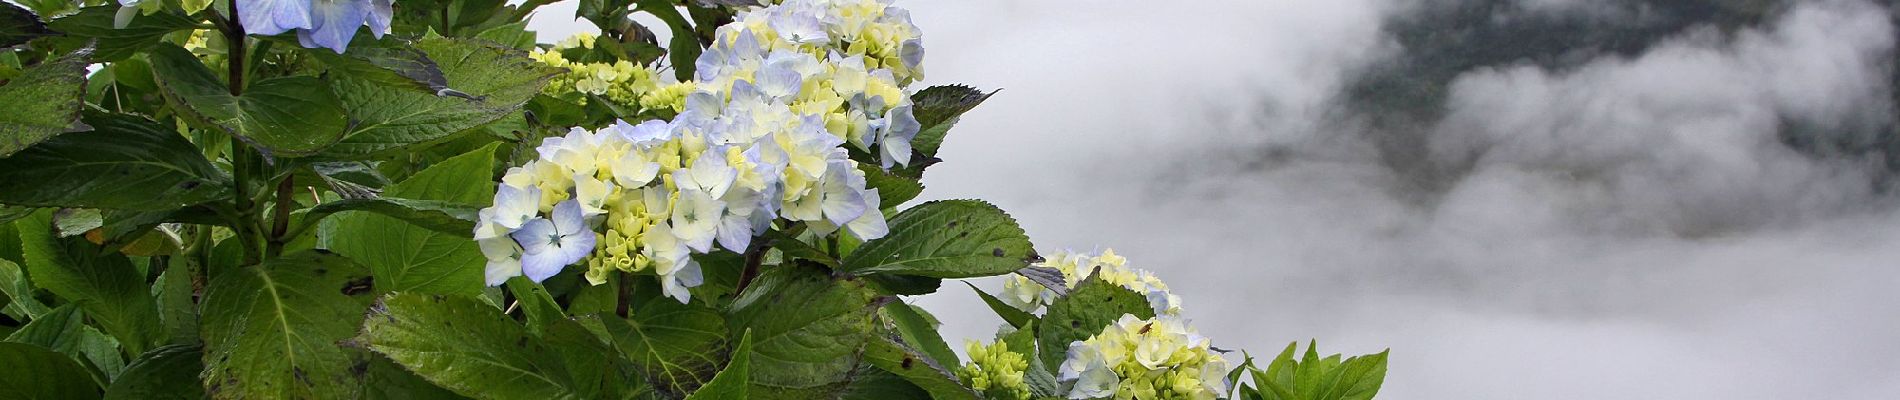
left=545, top=316, right=646, bottom=399
left=998, top=322, right=1062, bottom=398
left=361, top=293, right=585, bottom=400
left=1035, top=275, right=1155, bottom=369
left=0, top=258, right=49, bottom=318
left=151, top=259, right=198, bottom=344
left=0, top=112, right=231, bottom=210
left=635, top=0, right=700, bottom=82
left=4, top=304, right=125, bottom=381
left=298, top=36, right=455, bottom=97
left=103, top=344, right=204, bottom=400
left=0, top=2, right=56, bottom=48
left=504, top=277, right=563, bottom=335
left=46, top=7, right=199, bottom=62
left=861, top=335, right=980, bottom=400
left=0, top=47, right=88, bottom=157
left=966, top=282, right=1034, bottom=329
left=321, top=37, right=561, bottom=158
left=299, top=197, right=478, bottom=237
left=685, top=329, right=751, bottom=400
left=0, top=342, right=102, bottom=399
left=599, top=278, right=728, bottom=397
left=860, top=164, right=923, bottom=209
left=727, top=264, right=880, bottom=391
left=199, top=251, right=376, bottom=399
left=881, top=301, right=957, bottom=368
left=475, top=21, right=539, bottom=51
left=839, top=200, right=1037, bottom=279
left=836, top=364, right=929, bottom=400
left=330, top=143, right=499, bottom=296
left=150, top=44, right=348, bottom=158
left=361, top=353, right=477, bottom=400
left=1323, top=350, right=1388, bottom=400
left=17, top=210, right=163, bottom=355
left=909, top=85, right=995, bottom=157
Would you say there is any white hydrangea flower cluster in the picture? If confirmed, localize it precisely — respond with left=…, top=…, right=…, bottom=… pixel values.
left=1058, top=314, right=1229, bottom=400
left=475, top=0, right=921, bottom=304
left=696, top=0, right=926, bottom=169
left=737, top=0, right=925, bottom=85
left=1001, top=249, right=1185, bottom=316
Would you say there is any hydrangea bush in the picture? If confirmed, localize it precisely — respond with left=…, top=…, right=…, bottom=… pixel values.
left=0, top=0, right=1389, bottom=398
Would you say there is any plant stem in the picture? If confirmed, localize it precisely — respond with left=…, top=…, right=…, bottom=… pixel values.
left=733, top=242, right=766, bottom=296
left=223, top=1, right=261, bottom=266
left=265, top=177, right=294, bottom=257
left=615, top=271, right=633, bottom=318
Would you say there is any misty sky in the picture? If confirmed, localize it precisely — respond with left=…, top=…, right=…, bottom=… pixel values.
left=532, top=1, right=1900, bottom=398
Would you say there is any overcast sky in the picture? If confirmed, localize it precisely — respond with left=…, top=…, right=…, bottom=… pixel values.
left=532, top=1, right=1900, bottom=398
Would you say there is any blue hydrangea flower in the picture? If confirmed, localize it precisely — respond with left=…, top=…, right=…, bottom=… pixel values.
left=509, top=199, right=597, bottom=282
left=241, top=0, right=392, bottom=53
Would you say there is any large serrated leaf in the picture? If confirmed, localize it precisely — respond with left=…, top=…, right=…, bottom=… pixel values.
left=684, top=330, right=751, bottom=400
left=908, top=85, right=994, bottom=157
left=0, top=47, right=88, bottom=157
left=199, top=251, right=376, bottom=399
left=299, top=36, right=454, bottom=96
left=150, top=44, right=349, bottom=158
left=965, top=282, right=1033, bottom=329
left=635, top=0, right=700, bottom=82
left=839, top=200, right=1036, bottom=279
left=1036, top=275, right=1155, bottom=369
left=859, top=164, right=922, bottom=209
left=0, top=342, right=102, bottom=399
left=321, top=37, right=560, bottom=157
left=0, top=112, right=230, bottom=210
left=17, top=210, right=163, bottom=355
left=881, top=301, right=957, bottom=368
left=727, top=264, right=880, bottom=392
left=599, top=278, right=729, bottom=397
left=103, top=344, right=204, bottom=400
left=361, top=293, right=585, bottom=400
left=861, top=335, right=980, bottom=400
left=330, top=143, right=498, bottom=297
left=0, top=258, right=49, bottom=318
left=45, top=6, right=198, bottom=61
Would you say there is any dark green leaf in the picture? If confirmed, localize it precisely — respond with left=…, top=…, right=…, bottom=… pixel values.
left=151, top=44, right=348, bottom=158
left=0, top=47, right=88, bottom=157
left=635, top=0, right=700, bottom=82
left=860, top=164, right=922, bottom=209
left=4, top=304, right=124, bottom=381
left=103, top=344, right=204, bottom=400
left=361, top=353, right=476, bottom=400
left=361, top=293, right=585, bottom=400
left=862, top=334, right=979, bottom=400
left=0, top=342, right=102, bottom=399
left=836, top=364, right=929, bottom=400
left=966, top=282, right=1034, bottom=329
left=330, top=143, right=499, bottom=296
left=839, top=200, right=1037, bottom=279
left=684, top=329, right=750, bottom=400
left=0, top=2, right=55, bottom=48
left=322, top=37, right=561, bottom=158
left=545, top=316, right=644, bottom=399
left=909, top=85, right=994, bottom=157
left=1036, top=275, right=1155, bottom=369
left=299, top=36, right=454, bottom=97
left=199, top=251, right=375, bottom=399
left=152, top=258, right=197, bottom=343
left=865, top=274, right=940, bottom=296
left=0, top=112, right=231, bottom=210
left=475, top=21, right=539, bottom=51
left=599, top=278, right=728, bottom=397
left=881, top=301, right=957, bottom=368
left=17, top=210, right=163, bottom=355
left=46, top=7, right=198, bottom=61
left=299, top=197, right=478, bottom=237
left=727, top=264, right=880, bottom=392
left=504, top=277, right=563, bottom=335
left=0, top=258, right=49, bottom=318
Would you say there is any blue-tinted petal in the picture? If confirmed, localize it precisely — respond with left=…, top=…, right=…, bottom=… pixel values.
left=550, top=199, right=587, bottom=235
left=238, top=0, right=313, bottom=36
left=509, top=218, right=557, bottom=256
left=301, top=0, right=370, bottom=53
left=518, top=250, right=566, bottom=283
left=366, top=0, right=392, bottom=37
